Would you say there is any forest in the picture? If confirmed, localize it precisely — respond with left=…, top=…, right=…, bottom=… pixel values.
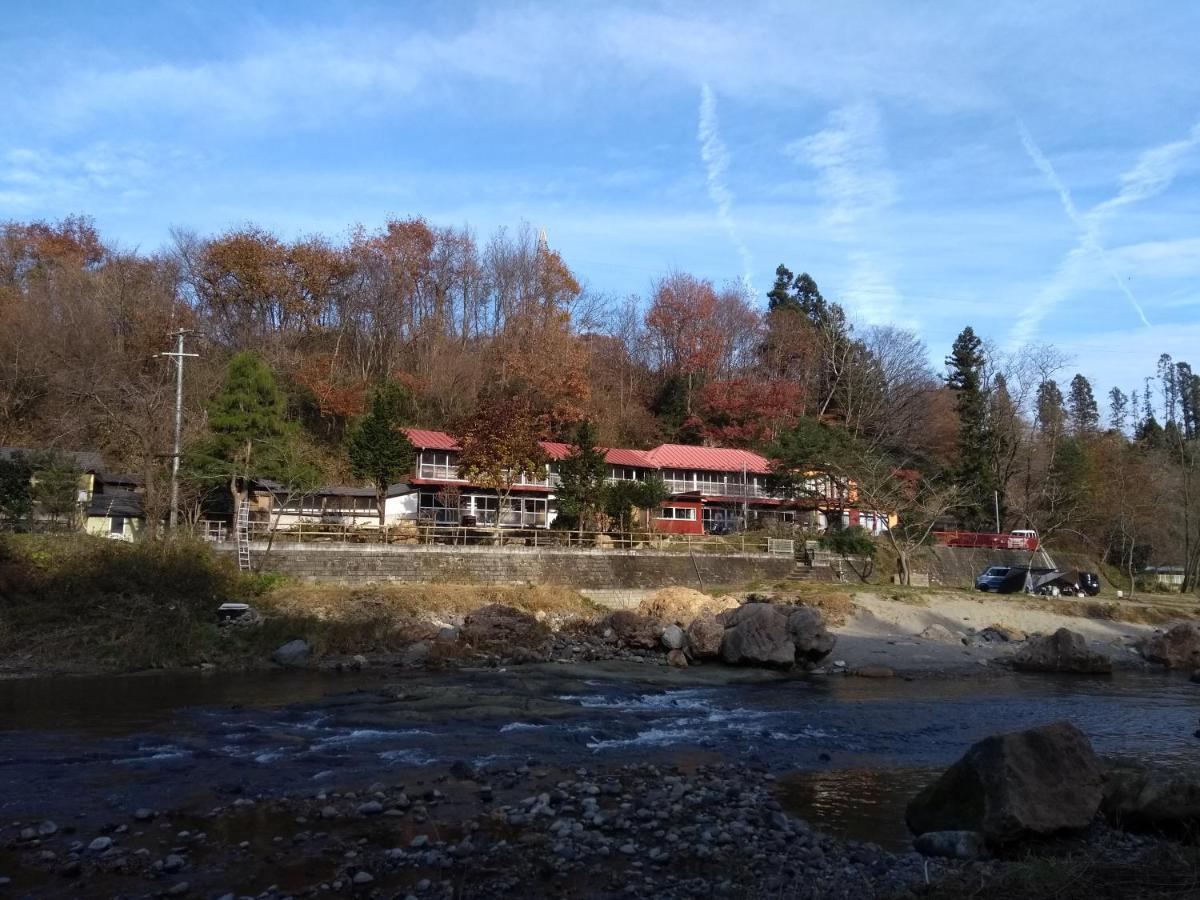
left=0, top=214, right=1197, bottom=591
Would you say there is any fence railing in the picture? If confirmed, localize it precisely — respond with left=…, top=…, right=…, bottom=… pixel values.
left=195, top=519, right=799, bottom=555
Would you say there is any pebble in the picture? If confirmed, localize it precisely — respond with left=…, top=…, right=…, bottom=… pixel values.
left=87, top=836, right=112, bottom=852
left=37, top=820, right=57, bottom=836
left=166, top=882, right=189, bottom=896
left=357, top=801, right=383, bottom=816
left=352, top=871, right=374, bottom=884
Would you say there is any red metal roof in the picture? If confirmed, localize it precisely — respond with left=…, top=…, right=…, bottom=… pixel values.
left=539, top=442, right=654, bottom=468
left=644, top=444, right=772, bottom=475
left=404, top=428, right=460, bottom=450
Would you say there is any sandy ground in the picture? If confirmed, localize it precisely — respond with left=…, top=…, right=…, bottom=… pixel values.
left=827, top=590, right=1164, bottom=675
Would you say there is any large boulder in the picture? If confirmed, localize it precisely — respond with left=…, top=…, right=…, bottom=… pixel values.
left=272, top=638, right=311, bottom=667
left=786, top=606, right=836, bottom=664
left=461, top=604, right=548, bottom=649
left=1140, top=623, right=1200, bottom=670
left=719, top=603, right=795, bottom=667
left=685, top=615, right=724, bottom=660
left=906, top=721, right=1104, bottom=844
left=637, top=588, right=739, bottom=627
left=1011, top=628, right=1113, bottom=674
left=1102, top=760, right=1200, bottom=831
left=603, top=610, right=661, bottom=650
left=660, top=624, right=686, bottom=651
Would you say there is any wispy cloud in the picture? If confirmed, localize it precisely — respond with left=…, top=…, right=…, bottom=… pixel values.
left=789, top=101, right=900, bottom=323
left=697, top=84, right=754, bottom=291
left=1012, top=120, right=1200, bottom=343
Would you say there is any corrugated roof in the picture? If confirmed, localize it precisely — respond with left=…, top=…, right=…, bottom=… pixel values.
left=539, top=442, right=654, bottom=468
left=87, top=489, right=144, bottom=518
left=403, top=429, right=460, bottom=450
left=0, top=446, right=104, bottom=472
left=644, top=444, right=773, bottom=475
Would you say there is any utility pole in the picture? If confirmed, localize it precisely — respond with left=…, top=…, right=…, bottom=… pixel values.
left=159, top=330, right=199, bottom=530
left=994, top=490, right=1001, bottom=533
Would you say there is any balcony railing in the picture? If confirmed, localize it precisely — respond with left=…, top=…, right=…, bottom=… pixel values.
left=418, top=463, right=468, bottom=481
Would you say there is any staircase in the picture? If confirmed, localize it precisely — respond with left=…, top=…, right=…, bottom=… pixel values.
left=786, top=562, right=837, bottom=583
left=236, top=501, right=251, bottom=572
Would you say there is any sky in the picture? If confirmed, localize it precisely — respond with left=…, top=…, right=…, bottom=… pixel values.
left=3, top=1, right=1200, bottom=406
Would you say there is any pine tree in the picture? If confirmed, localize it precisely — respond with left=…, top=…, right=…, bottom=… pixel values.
left=1108, top=387, right=1129, bottom=434
left=1067, top=374, right=1100, bottom=435
left=1176, top=362, right=1197, bottom=439
left=945, top=327, right=992, bottom=529
left=348, top=381, right=416, bottom=528
left=1036, top=380, right=1065, bottom=436
left=554, top=420, right=608, bottom=534
left=193, top=352, right=295, bottom=513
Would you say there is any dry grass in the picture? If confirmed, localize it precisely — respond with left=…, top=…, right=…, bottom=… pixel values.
left=1030, top=596, right=1193, bottom=627
left=769, top=584, right=858, bottom=626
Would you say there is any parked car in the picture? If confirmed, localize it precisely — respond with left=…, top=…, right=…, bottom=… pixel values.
left=975, top=566, right=1028, bottom=593
left=1077, top=572, right=1101, bottom=596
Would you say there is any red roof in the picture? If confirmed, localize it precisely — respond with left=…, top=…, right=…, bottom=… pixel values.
left=539, top=441, right=653, bottom=468
left=403, top=428, right=460, bottom=450
left=644, top=444, right=773, bottom=475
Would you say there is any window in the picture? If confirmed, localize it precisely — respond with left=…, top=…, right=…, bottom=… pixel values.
left=109, top=516, right=124, bottom=535
left=657, top=506, right=697, bottom=521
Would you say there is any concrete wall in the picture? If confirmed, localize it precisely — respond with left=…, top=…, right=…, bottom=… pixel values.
left=924, top=545, right=1094, bottom=588
left=237, top=543, right=794, bottom=590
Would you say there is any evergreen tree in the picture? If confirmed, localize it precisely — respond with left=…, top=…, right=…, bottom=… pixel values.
left=553, top=420, right=608, bottom=534
left=1108, top=387, right=1129, bottom=434
left=28, top=452, right=84, bottom=526
left=1036, top=380, right=1065, bottom=436
left=192, top=352, right=296, bottom=513
left=1176, top=361, right=1197, bottom=439
left=348, top=381, right=416, bottom=528
left=0, top=455, right=33, bottom=527
left=1067, top=374, right=1100, bottom=435
left=944, top=327, right=993, bottom=529
left=1158, top=353, right=1178, bottom=424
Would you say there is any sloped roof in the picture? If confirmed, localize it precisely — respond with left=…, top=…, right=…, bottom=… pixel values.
left=539, top=442, right=654, bottom=468
left=403, top=429, right=460, bottom=450
left=644, top=444, right=773, bottom=475
left=87, top=489, right=144, bottom=518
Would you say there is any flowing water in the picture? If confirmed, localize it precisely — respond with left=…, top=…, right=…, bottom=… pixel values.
left=1, top=665, right=1195, bottom=849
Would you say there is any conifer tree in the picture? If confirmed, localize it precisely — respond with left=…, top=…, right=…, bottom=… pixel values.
left=348, top=381, right=416, bottom=528
left=1067, top=374, right=1100, bottom=435
left=945, top=326, right=992, bottom=529
left=553, top=420, right=608, bottom=535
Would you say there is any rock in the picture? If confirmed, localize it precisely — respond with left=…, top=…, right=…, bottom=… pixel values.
left=162, top=854, right=186, bottom=873
left=271, top=639, right=311, bottom=667
left=987, top=624, right=1027, bottom=642
left=786, top=607, right=836, bottom=663
left=1011, top=628, right=1112, bottom=674
left=449, top=760, right=475, bottom=780
left=87, top=836, right=113, bottom=853
left=660, top=624, right=686, bottom=651
left=38, top=820, right=57, bottom=836
left=133, top=808, right=155, bottom=822
left=666, top=649, right=688, bottom=668
left=1102, top=760, right=1200, bottom=830
left=1141, top=623, right=1200, bottom=670
left=906, top=721, right=1103, bottom=843
left=462, top=604, right=548, bottom=649
left=435, top=627, right=460, bottom=643
left=357, top=801, right=383, bottom=816
left=919, top=624, right=960, bottom=644
left=603, top=610, right=660, bottom=650
left=353, top=871, right=374, bottom=885
left=637, top=588, right=739, bottom=627
left=720, top=603, right=794, bottom=667
left=854, top=666, right=894, bottom=678
left=912, top=830, right=986, bottom=860
left=166, top=883, right=189, bottom=896
left=399, top=641, right=431, bottom=667
left=685, top=615, right=724, bottom=660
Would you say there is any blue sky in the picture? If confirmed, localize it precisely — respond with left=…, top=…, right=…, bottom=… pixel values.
left=3, top=1, right=1200, bottom=402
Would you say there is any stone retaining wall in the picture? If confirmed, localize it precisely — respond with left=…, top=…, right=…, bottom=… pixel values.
left=234, top=543, right=795, bottom=590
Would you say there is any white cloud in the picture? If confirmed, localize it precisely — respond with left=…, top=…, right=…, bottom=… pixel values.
left=788, top=102, right=900, bottom=323
left=697, top=84, right=754, bottom=292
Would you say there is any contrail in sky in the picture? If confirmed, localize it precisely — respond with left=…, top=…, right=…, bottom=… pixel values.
left=698, top=84, right=754, bottom=292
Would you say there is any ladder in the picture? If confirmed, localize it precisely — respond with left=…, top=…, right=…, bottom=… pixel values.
left=236, top=501, right=251, bottom=572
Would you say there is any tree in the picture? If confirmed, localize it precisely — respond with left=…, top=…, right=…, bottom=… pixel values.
left=191, top=352, right=295, bottom=515
left=944, top=327, right=991, bottom=529
left=29, top=452, right=83, bottom=527
left=604, top=475, right=668, bottom=533
left=456, top=393, right=548, bottom=538
left=1109, top=387, right=1129, bottom=434
left=1067, top=374, right=1100, bottom=436
left=0, top=455, right=32, bottom=527
left=554, top=420, right=608, bottom=535
left=348, top=381, right=416, bottom=529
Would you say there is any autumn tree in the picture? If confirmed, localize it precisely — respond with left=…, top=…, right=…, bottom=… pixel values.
left=456, top=393, right=548, bottom=538
left=348, top=381, right=417, bottom=529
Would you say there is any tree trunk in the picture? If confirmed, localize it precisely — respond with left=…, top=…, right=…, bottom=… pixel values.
left=376, top=483, right=386, bottom=543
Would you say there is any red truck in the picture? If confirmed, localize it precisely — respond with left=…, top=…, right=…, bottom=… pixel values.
left=937, top=529, right=1040, bottom=551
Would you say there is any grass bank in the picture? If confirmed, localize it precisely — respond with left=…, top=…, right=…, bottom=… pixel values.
left=0, top=534, right=597, bottom=674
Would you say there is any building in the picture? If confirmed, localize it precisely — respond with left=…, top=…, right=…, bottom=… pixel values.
left=403, top=429, right=879, bottom=535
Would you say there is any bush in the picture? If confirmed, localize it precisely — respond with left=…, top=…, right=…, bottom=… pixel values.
left=819, top=525, right=876, bottom=557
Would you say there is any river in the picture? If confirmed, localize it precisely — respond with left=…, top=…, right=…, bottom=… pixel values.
left=1, top=665, right=1195, bottom=851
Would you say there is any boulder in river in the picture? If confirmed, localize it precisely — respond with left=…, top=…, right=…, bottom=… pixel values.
left=271, top=639, right=311, bottom=667
left=719, top=603, right=795, bottom=667
left=786, top=607, right=836, bottom=664
left=1011, top=628, right=1112, bottom=674
left=906, top=721, right=1104, bottom=843
left=685, top=615, right=724, bottom=660
left=1140, top=623, right=1200, bottom=670
left=462, top=604, right=548, bottom=649
left=1102, top=760, right=1200, bottom=831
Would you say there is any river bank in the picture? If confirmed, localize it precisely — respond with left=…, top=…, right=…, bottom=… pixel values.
left=1, top=664, right=1197, bottom=898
